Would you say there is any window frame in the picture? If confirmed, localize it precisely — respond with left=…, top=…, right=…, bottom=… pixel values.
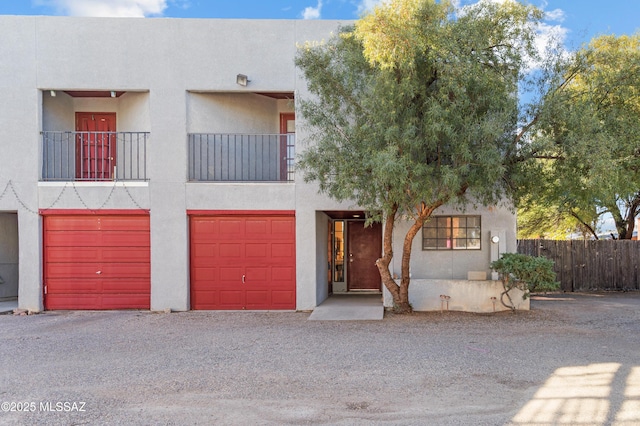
left=422, top=215, right=482, bottom=251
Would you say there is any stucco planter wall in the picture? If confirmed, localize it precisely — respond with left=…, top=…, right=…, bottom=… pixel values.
left=383, top=279, right=530, bottom=313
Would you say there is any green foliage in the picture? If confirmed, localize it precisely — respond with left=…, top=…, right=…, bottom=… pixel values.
left=295, top=0, right=547, bottom=310
left=296, top=0, right=543, bottom=217
left=516, top=33, right=640, bottom=239
left=517, top=195, right=599, bottom=239
left=491, top=253, right=559, bottom=294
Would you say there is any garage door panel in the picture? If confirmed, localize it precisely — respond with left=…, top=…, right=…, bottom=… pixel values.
left=190, top=214, right=295, bottom=310
left=192, top=267, right=217, bottom=281
left=192, top=243, right=217, bottom=260
left=101, top=247, right=150, bottom=263
left=45, top=247, right=101, bottom=262
left=218, top=243, right=242, bottom=259
left=44, top=216, right=102, bottom=231
left=271, top=220, right=295, bottom=237
left=271, top=243, right=295, bottom=259
left=46, top=278, right=103, bottom=293
left=218, top=219, right=243, bottom=237
left=101, top=279, right=150, bottom=293
left=191, top=290, right=217, bottom=309
left=44, top=214, right=150, bottom=310
left=97, top=216, right=149, bottom=231
left=45, top=294, right=101, bottom=310
left=245, top=219, right=268, bottom=235
left=191, top=219, right=216, bottom=238
left=101, top=231, right=150, bottom=246
left=45, top=231, right=104, bottom=247
left=272, top=267, right=295, bottom=281
left=245, top=290, right=269, bottom=307
left=100, top=295, right=149, bottom=310
left=219, top=267, right=243, bottom=281
left=99, top=263, right=150, bottom=278
left=218, top=290, right=244, bottom=308
left=46, top=263, right=104, bottom=279
left=245, top=267, right=268, bottom=283
left=245, top=243, right=267, bottom=259
left=271, top=291, right=295, bottom=308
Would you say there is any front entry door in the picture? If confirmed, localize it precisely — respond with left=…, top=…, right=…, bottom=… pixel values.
left=76, top=112, right=116, bottom=180
left=347, top=221, right=382, bottom=291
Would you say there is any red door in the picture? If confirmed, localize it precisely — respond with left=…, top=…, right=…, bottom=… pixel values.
left=43, top=213, right=150, bottom=310
left=190, top=213, right=296, bottom=310
left=280, top=113, right=295, bottom=181
left=347, top=221, right=382, bottom=291
left=76, top=112, right=116, bottom=180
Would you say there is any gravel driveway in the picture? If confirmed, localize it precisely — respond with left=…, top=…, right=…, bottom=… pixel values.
left=1, top=292, right=639, bottom=425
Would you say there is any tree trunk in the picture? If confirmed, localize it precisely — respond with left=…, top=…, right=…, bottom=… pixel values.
left=376, top=204, right=404, bottom=310
left=376, top=202, right=445, bottom=313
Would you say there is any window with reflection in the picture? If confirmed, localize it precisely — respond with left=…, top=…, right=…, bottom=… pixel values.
left=422, top=216, right=481, bottom=250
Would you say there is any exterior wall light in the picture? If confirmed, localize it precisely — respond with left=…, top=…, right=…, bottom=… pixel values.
left=110, top=91, right=116, bottom=97
left=50, top=90, right=56, bottom=97
left=491, top=235, right=500, bottom=244
left=236, top=74, right=250, bottom=86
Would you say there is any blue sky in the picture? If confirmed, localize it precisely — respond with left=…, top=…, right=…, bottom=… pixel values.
left=0, top=1, right=638, bottom=49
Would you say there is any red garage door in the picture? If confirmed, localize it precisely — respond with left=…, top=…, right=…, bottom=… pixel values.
left=190, top=212, right=295, bottom=310
left=43, top=212, right=150, bottom=310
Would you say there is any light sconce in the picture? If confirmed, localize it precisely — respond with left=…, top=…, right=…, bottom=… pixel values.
left=491, top=235, right=500, bottom=244
left=236, top=74, right=250, bottom=86
left=110, top=91, right=116, bottom=98
left=50, top=90, right=56, bottom=97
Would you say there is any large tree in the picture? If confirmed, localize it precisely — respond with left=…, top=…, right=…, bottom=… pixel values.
left=518, top=33, right=640, bottom=239
left=295, top=0, right=543, bottom=312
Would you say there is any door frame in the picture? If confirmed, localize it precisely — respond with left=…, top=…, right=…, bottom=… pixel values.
left=329, top=218, right=382, bottom=293
left=279, top=113, right=294, bottom=181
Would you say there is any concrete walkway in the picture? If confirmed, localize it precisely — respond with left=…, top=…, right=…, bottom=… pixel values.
left=308, top=293, right=384, bottom=320
left=0, top=298, right=18, bottom=314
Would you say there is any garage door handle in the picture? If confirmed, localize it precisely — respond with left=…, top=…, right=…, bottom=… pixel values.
left=242, top=274, right=245, bottom=284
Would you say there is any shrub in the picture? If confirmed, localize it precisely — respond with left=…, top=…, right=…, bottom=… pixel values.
left=490, top=253, right=559, bottom=311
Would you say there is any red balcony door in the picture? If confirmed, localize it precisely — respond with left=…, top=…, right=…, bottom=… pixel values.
left=76, top=112, right=116, bottom=180
left=280, top=113, right=294, bottom=181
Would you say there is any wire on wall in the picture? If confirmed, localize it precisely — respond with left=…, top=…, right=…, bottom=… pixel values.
left=0, top=180, right=148, bottom=214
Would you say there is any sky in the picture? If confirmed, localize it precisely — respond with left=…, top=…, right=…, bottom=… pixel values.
left=2, top=0, right=636, bottom=234
left=0, top=0, right=638, bottom=50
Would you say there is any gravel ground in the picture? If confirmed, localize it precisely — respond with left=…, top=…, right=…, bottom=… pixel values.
left=1, top=292, right=639, bottom=425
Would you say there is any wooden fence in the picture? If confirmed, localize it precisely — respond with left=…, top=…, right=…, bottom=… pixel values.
left=517, top=239, right=640, bottom=292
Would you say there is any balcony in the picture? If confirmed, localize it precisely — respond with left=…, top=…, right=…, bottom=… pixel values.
left=188, top=133, right=295, bottom=182
left=41, top=131, right=149, bottom=181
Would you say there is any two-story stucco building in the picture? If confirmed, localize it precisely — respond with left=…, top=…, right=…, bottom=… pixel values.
left=0, top=16, right=520, bottom=314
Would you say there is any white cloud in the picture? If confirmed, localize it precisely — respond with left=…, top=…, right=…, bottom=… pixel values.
left=37, top=0, right=167, bottom=17
left=302, top=0, right=322, bottom=19
left=355, top=0, right=383, bottom=16
left=544, top=8, right=565, bottom=23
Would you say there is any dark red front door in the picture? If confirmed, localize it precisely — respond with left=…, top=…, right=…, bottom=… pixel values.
left=347, top=221, right=382, bottom=290
left=76, top=112, right=116, bottom=180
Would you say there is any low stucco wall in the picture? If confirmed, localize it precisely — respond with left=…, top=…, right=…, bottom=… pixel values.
left=383, top=279, right=530, bottom=313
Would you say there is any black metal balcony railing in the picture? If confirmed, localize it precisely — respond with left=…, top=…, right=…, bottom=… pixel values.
left=188, top=133, right=295, bottom=182
left=41, top=131, right=149, bottom=181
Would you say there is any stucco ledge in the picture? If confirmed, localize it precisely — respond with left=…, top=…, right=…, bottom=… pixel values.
left=383, top=279, right=529, bottom=313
